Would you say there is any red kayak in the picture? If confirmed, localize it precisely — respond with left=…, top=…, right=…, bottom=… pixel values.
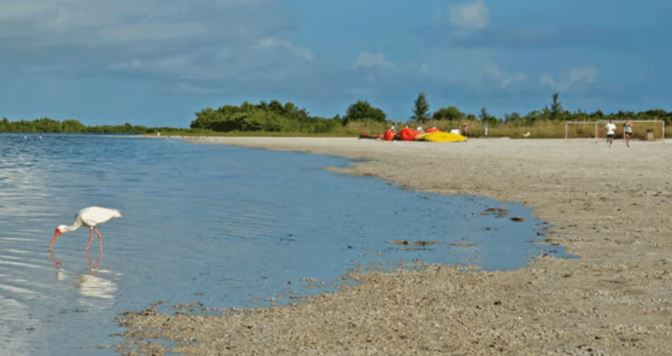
left=398, top=127, right=418, bottom=141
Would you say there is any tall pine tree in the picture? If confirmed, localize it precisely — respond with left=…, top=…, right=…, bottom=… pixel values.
left=412, top=92, right=430, bottom=123
left=550, top=93, right=563, bottom=120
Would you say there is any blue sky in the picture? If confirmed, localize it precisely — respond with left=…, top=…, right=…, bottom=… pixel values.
left=0, top=0, right=670, bottom=127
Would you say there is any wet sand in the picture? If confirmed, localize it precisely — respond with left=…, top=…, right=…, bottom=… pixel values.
left=120, top=137, right=672, bottom=355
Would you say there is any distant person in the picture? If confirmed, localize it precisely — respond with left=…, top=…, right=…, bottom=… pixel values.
left=623, top=120, right=633, bottom=147
left=462, top=123, right=469, bottom=137
left=605, top=119, right=616, bottom=147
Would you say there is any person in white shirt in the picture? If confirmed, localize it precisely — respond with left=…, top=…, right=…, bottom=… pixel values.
left=605, top=119, right=617, bottom=147
left=623, top=120, right=633, bottom=147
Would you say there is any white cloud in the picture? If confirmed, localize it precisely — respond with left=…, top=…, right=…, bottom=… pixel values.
left=108, top=37, right=312, bottom=87
left=449, top=0, right=489, bottom=30
left=352, top=52, right=394, bottom=69
left=109, top=54, right=195, bottom=72
left=1, top=0, right=307, bottom=87
left=258, top=37, right=314, bottom=61
left=485, top=64, right=527, bottom=89
left=540, top=66, right=597, bottom=91
left=98, top=22, right=211, bottom=44
left=0, top=1, right=156, bottom=34
left=110, top=48, right=247, bottom=82
left=0, top=1, right=51, bottom=20
left=0, top=0, right=281, bottom=47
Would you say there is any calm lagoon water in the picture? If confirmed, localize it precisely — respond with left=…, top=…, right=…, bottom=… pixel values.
left=0, top=134, right=568, bottom=355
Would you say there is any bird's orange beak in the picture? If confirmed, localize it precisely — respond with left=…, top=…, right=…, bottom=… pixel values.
left=49, top=228, right=62, bottom=252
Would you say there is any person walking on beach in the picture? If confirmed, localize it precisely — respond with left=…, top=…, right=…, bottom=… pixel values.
left=623, top=120, right=633, bottom=147
left=605, top=119, right=616, bottom=147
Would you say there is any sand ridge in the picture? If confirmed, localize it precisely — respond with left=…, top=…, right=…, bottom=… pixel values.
left=119, top=137, right=672, bottom=355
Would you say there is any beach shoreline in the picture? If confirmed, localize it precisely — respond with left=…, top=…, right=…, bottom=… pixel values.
left=120, top=137, right=672, bottom=355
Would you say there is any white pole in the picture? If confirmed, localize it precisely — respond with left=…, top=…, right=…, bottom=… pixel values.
left=662, top=120, right=666, bottom=140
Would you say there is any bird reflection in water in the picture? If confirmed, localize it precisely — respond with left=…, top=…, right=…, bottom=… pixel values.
left=77, top=273, right=117, bottom=300
left=47, top=246, right=102, bottom=273
left=78, top=250, right=117, bottom=302
left=47, top=234, right=104, bottom=271
left=47, top=243, right=117, bottom=302
left=85, top=248, right=102, bottom=273
left=48, top=250, right=63, bottom=269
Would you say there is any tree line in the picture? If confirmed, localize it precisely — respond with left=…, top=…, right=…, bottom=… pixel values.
left=2, top=93, right=670, bottom=134
left=190, top=94, right=671, bottom=133
left=412, top=92, right=671, bottom=127
left=0, top=117, right=166, bottom=134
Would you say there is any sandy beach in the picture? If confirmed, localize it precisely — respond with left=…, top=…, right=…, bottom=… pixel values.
left=119, top=137, right=672, bottom=355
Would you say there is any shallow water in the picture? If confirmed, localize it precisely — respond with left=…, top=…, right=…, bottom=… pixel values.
left=0, top=134, right=568, bottom=355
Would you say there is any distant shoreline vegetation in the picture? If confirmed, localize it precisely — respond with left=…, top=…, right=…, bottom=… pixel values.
left=0, top=118, right=166, bottom=135
left=2, top=94, right=671, bottom=138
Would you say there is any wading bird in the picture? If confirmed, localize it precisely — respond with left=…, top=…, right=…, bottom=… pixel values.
left=49, top=207, right=122, bottom=254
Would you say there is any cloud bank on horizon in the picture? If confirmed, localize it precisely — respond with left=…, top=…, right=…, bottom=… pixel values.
left=0, top=0, right=670, bottom=126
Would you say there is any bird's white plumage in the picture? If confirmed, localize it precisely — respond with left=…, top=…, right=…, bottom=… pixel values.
left=76, top=207, right=122, bottom=227
left=50, top=206, right=122, bottom=253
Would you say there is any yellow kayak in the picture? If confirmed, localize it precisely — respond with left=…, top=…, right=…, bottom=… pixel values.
left=417, top=132, right=466, bottom=142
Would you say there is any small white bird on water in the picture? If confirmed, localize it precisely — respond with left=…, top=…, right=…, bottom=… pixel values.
left=49, top=206, right=122, bottom=254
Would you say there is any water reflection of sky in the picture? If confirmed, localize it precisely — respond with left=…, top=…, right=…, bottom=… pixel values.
left=0, top=134, right=570, bottom=355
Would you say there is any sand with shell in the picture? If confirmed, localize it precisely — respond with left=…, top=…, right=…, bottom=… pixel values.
left=119, top=137, right=672, bottom=355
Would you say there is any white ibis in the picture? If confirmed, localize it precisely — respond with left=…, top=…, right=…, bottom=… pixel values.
left=49, top=206, right=122, bottom=254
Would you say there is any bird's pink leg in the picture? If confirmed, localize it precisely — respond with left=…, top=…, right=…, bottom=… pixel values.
left=85, top=228, right=94, bottom=251
left=94, top=228, right=104, bottom=255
